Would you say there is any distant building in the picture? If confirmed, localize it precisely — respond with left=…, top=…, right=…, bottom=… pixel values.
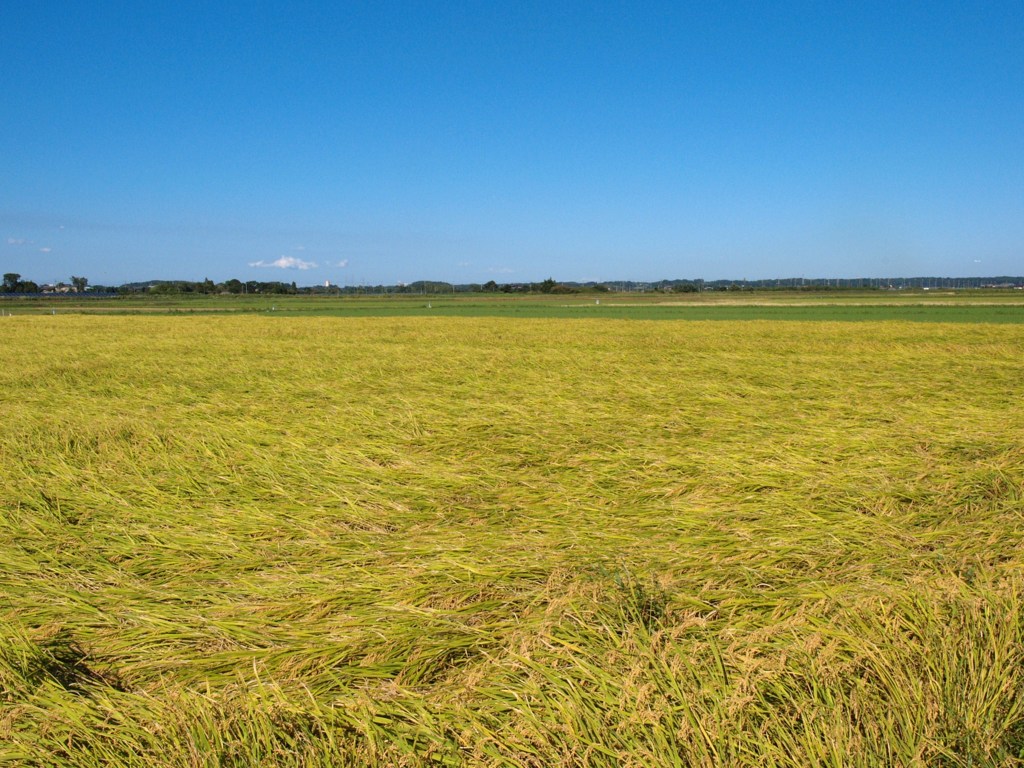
left=42, top=283, right=74, bottom=294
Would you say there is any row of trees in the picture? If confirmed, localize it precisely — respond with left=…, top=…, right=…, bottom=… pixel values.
left=3, top=273, right=87, bottom=293
left=141, top=279, right=299, bottom=295
left=3, top=274, right=307, bottom=296
left=126, top=278, right=609, bottom=295
left=481, top=278, right=612, bottom=294
left=7, top=272, right=1024, bottom=296
left=3, top=272, right=618, bottom=296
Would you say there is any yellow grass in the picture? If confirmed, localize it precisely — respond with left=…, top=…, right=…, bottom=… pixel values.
left=2, top=315, right=1023, bottom=765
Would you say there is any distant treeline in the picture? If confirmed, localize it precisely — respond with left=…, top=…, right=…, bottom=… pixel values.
left=97, top=275, right=1024, bottom=295
left=4, top=274, right=1024, bottom=297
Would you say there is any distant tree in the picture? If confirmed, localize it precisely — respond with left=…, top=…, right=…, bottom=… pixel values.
left=20, top=280, right=39, bottom=293
left=3, top=273, right=20, bottom=292
left=672, top=282, right=698, bottom=293
left=71, top=276, right=88, bottom=292
left=538, top=277, right=557, bottom=293
left=482, top=280, right=498, bottom=292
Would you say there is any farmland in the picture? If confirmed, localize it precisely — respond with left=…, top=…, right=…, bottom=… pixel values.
left=3, top=287, right=1024, bottom=323
left=2, top=312, right=1023, bottom=766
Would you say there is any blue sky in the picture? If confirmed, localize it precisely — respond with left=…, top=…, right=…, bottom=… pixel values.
left=3, top=1, right=1022, bottom=285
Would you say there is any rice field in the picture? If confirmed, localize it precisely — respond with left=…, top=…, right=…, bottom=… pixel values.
left=5, top=288, right=1024, bottom=324
left=2, top=314, right=1023, bottom=766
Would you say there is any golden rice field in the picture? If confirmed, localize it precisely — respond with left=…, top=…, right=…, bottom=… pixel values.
left=2, top=314, right=1023, bottom=766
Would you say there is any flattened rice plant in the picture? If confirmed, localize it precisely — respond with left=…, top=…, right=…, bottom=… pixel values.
left=1, top=315, right=1023, bottom=766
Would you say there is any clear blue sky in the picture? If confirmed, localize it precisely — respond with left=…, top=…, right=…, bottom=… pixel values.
left=3, top=1, right=1022, bottom=285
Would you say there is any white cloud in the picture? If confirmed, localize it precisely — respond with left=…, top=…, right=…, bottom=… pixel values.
left=457, top=261, right=470, bottom=267
left=337, top=259, right=349, bottom=268
left=292, top=245, right=306, bottom=251
left=7, top=238, right=27, bottom=245
left=39, top=247, right=52, bottom=253
left=248, top=256, right=318, bottom=270
left=488, top=266, right=514, bottom=274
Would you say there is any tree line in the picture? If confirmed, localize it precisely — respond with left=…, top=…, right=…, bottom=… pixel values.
left=3, top=273, right=88, bottom=293
left=5, top=272, right=1023, bottom=296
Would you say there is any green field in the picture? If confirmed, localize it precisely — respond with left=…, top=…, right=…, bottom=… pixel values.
left=2, top=314, right=1023, bottom=766
left=4, top=288, right=1024, bottom=323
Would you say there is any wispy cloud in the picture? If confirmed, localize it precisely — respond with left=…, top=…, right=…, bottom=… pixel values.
left=488, top=266, right=514, bottom=274
left=38, top=247, right=52, bottom=253
left=248, top=256, right=318, bottom=270
left=292, top=245, right=306, bottom=251
left=7, top=238, right=27, bottom=245
left=457, top=261, right=470, bottom=267
left=337, top=259, right=349, bottom=268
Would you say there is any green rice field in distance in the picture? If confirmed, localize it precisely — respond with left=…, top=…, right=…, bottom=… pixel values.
left=2, top=307, right=1023, bottom=765
left=4, top=288, right=1024, bottom=322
